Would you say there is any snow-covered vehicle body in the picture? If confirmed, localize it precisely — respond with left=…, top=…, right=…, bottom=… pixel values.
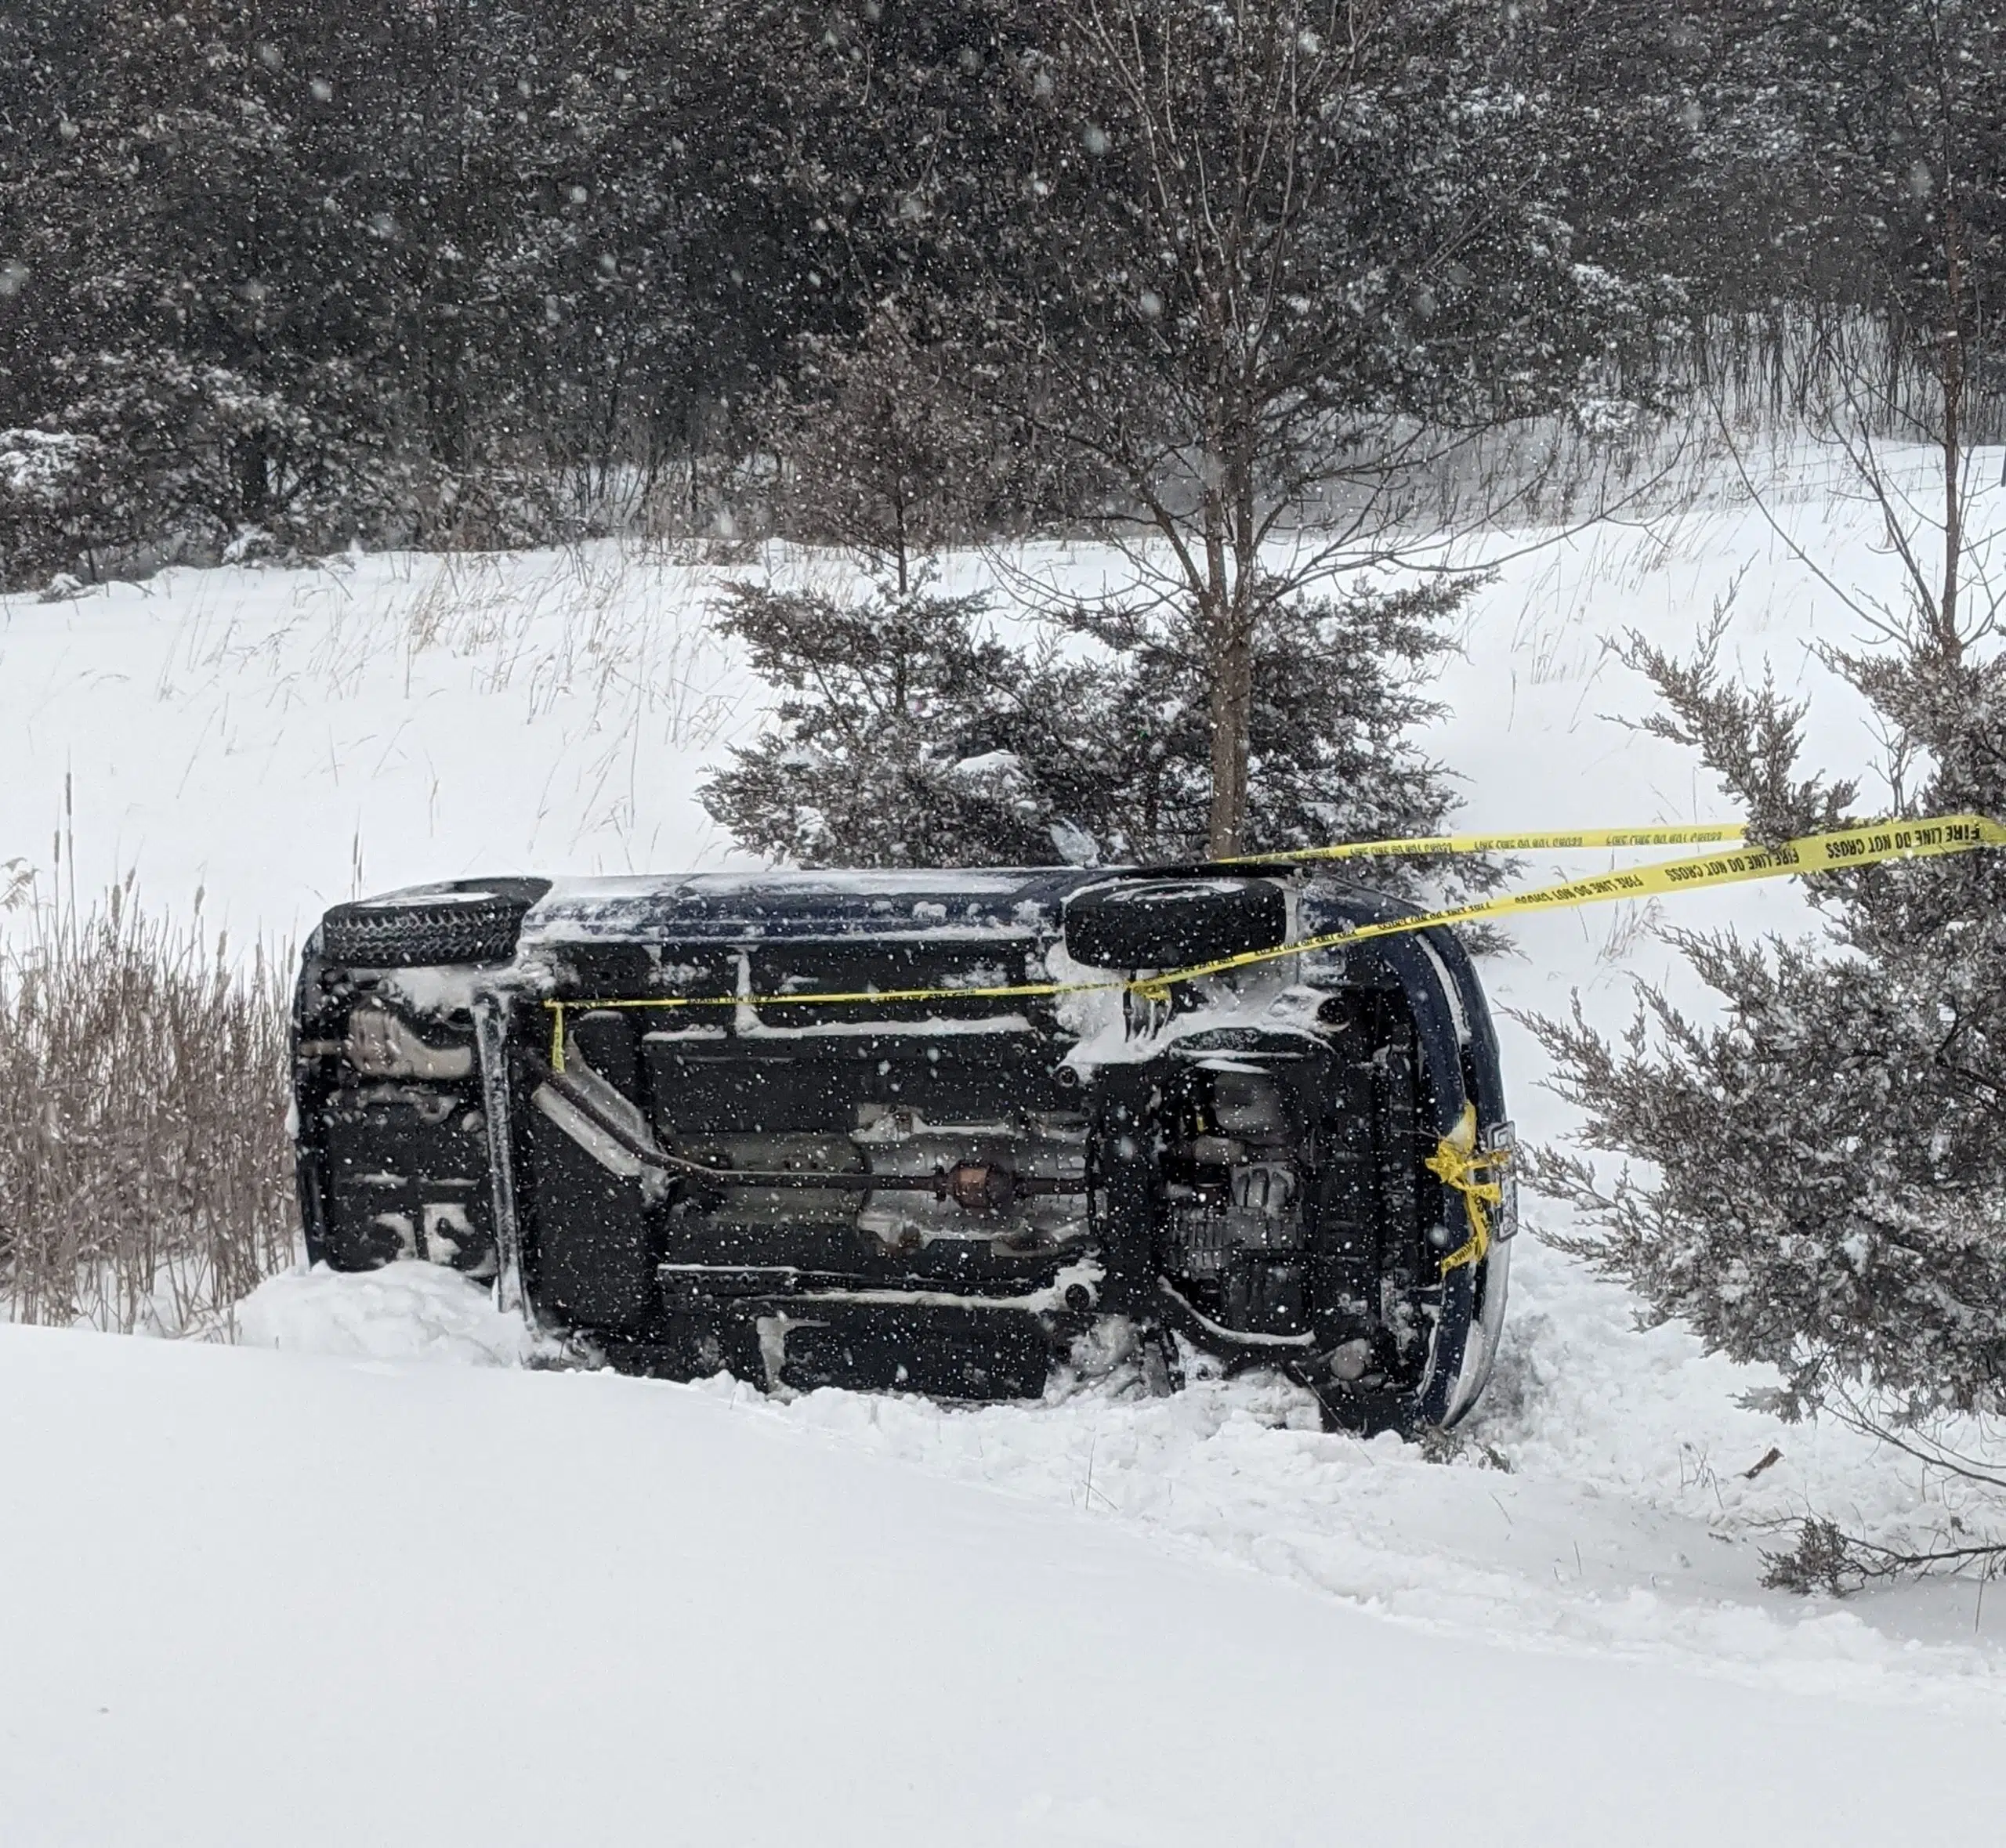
left=291, top=865, right=1512, bottom=1430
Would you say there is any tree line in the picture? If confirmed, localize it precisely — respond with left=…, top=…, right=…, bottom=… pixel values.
left=3, top=4, right=1990, bottom=547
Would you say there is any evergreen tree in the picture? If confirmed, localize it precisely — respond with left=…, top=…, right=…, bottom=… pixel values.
left=1527, top=1, right=2006, bottom=1585
left=702, top=572, right=1477, bottom=873
left=1528, top=615, right=2006, bottom=1441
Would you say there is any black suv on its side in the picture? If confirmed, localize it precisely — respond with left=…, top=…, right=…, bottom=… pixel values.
left=291, top=864, right=1512, bottom=1431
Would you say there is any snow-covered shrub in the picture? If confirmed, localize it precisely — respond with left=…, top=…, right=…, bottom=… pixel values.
left=1527, top=619, right=2006, bottom=1430
left=0, top=881, right=295, bottom=1335
left=0, top=429, right=94, bottom=501
left=702, top=573, right=1483, bottom=876
left=0, top=429, right=99, bottom=589
left=12, top=352, right=413, bottom=583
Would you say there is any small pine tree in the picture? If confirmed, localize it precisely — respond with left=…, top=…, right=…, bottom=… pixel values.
left=702, top=572, right=1482, bottom=879
left=700, top=577, right=1102, bottom=867
left=1527, top=614, right=2006, bottom=1427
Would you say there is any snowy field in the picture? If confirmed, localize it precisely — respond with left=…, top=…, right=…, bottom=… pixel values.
left=5, top=462, right=2005, bottom=1843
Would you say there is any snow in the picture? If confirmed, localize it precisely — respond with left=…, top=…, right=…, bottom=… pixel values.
left=4, top=1321, right=2006, bottom=1846
left=5, top=455, right=2006, bottom=1836
left=221, top=1257, right=2006, bottom=1719
left=235, top=1259, right=536, bottom=1367
left=0, top=545, right=753, bottom=931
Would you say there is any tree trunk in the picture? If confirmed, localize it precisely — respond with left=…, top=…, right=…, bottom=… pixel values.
left=1200, top=468, right=1255, bottom=855
left=233, top=432, right=270, bottom=521
left=1203, top=443, right=1263, bottom=857
left=1939, top=197, right=1967, bottom=655
left=1207, top=609, right=1255, bottom=856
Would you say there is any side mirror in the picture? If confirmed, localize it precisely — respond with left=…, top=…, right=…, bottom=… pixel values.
left=1062, top=877, right=1289, bottom=971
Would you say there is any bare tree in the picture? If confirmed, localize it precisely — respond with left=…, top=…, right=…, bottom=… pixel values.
left=972, top=0, right=1653, bottom=852
left=762, top=307, right=1000, bottom=594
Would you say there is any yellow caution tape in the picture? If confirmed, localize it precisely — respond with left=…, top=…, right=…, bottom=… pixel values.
left=1425, top=1102, right=1508, bottom=1277
left=1140, top=811, right=2006, bottom=996
left=541, top=813, right=2006, bottom=1069
left=1222, top=823, right=1750, bottom=864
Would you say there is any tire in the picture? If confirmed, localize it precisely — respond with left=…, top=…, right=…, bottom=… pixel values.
left=1063, top=875, right=1289, bottom=971
left=320, top=893, right=536, bottom=967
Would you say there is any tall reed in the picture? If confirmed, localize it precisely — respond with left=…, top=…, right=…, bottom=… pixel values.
left=0, top=880, right=296, bottom=1334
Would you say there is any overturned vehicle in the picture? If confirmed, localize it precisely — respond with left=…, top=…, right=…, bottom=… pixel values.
left=292, top=865, right=1513, bottom=1431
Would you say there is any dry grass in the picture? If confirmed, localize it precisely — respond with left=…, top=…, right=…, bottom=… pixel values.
left=0, top=880, right=297, bottom=1336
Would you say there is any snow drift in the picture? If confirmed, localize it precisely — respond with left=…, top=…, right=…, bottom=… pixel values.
left=5, top=1318, right=2005, bottom=1847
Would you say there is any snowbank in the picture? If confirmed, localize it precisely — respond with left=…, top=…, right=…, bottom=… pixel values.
left=237, top=1260, right=534, bottom=1367
left=2, top=1320, right=2004, bottom=1847
left=237, top=1249, right=2006, bottom=1718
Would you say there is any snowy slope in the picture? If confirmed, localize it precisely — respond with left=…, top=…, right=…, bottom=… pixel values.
left=4, top=1318, right=2005, bottom=1848
left=6, top=460, right=2006, bottom=1835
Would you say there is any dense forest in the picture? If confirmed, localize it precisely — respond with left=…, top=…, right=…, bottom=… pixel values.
left=4, top=2, right=1999, bottom=572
